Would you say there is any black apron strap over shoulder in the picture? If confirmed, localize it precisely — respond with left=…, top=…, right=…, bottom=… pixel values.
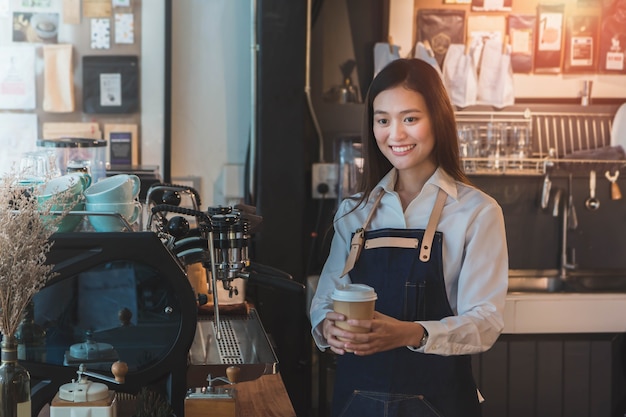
left=341, top=188, right=447, bottom=276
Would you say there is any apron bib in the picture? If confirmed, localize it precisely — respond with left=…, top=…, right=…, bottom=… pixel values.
left=332, top=189, right=480, bottom=417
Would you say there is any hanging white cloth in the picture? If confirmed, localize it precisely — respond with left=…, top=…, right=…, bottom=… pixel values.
left=414, top=41, right=443, bottom=78
left=476, top=38, right=514, bottom=108
left=373, top=42, right=401, bottom=78
left=442, top=43, right=478, bottom=108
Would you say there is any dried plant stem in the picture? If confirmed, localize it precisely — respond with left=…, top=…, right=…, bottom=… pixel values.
left=0, top=173, right=70, bottom=339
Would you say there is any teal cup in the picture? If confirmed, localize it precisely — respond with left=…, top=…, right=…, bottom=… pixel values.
left=84, top=174, right=141, bottom=204
left=36, top=174, right=90, bottom=232
left=86, top=201, right=142, bottom=232
left=37, top=173, right=91, bottom=200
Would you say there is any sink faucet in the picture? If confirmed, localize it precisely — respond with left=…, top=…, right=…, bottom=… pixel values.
left=559, top=187, right=577, bottom=280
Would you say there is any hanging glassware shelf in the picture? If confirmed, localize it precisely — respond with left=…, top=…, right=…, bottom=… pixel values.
left=461, top=156, right=626, bottom=175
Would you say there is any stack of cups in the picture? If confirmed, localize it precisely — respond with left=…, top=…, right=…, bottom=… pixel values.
left=331, top=283, right=377, bottom=352
left=83, top=174, right=141, bottom=232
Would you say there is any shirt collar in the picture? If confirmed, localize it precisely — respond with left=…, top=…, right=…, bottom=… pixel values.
left=375, top=167, right=459, bottom=201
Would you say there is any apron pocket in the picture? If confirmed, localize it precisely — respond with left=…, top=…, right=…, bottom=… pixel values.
left=404, top=282, right=417, bottom=320
left=403, top=281, right=426, bottom=321
left=338, top=390, right=445, bottom=417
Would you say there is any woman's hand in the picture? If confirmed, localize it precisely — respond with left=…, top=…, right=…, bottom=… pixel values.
left=325, top=311, right=425, bottom=356
left=322, top=311, right=353, bottom=354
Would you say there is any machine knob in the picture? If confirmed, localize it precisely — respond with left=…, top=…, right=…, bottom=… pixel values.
left=111, top=361, right=129, bottom=383
left=197, top=293, right=208, bottom=306
left=162, top=190, right=182, bottom=206
left=166, top=216, right=190, bottom=238
left=226, top=366, right=240, bottom=383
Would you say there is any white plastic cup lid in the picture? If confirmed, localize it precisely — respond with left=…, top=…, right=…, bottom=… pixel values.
left=331, top=283, right=377, bottom=302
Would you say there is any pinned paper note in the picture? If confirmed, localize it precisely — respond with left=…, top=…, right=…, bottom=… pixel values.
left=0, top=0, right=9, bottom=18
left=0, top=113, right=38, bottom=177
left=13, top=12, right=59, bottom=44
left=62, top=0, right=81, bottom=24
left=91, top=18, right=110, bottom=49
left=100, top=73, right=122, bottom=106
left=83, top=0, right=112, bottom=18
left=43, top=44, right=75, bottom=112
left=115, top=13, right=134, bottom=44
left=0, top=45, right=36, bottom=109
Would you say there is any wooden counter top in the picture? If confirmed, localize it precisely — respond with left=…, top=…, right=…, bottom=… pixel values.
left=185, top=373, right=295, bottom=417
left=39, top=374, right=295, bottom=417
left=233, top=373, right=296, bottom=417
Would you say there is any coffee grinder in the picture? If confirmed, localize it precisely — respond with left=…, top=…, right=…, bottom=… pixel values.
left=184, top=365, right=240, bottom=417
left=49, top=362, right=128, bottom=417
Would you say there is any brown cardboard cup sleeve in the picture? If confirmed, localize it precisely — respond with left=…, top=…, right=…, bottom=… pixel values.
left=43, top=44, right=75, bottom=113
left=82, top=55, right=139, bottom=114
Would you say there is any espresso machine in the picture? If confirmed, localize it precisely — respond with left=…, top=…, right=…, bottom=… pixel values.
left=145, top=184, right=263, bottom=334
left=21, top=183, right=303, bottom=417
left=145, top=184, right=301, bottom=407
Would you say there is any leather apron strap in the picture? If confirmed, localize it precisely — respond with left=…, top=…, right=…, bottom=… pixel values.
left=341, top=187, right=447, bottom=277
left=419, top=188, right=447, bottom=262
left=340, top=190, right=385, bottom=277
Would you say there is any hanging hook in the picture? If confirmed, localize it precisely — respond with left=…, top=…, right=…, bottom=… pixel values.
left=605, top=170, right=622, bottom=200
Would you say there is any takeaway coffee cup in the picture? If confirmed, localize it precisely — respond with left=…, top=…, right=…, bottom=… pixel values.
left=84, top=174, right=140, bottom=204
left=331, top=283, right=377, bottom=349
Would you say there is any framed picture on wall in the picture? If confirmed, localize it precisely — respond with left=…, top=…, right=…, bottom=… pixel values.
left=534, top=3, right=565, bottom=73
left=105, top=123, right=138, bottom=166
left=471, top=0, right=512, bottom=11
left=83, top=55, right=139, bottom=114
left=563, top=15, right=599, bottom=73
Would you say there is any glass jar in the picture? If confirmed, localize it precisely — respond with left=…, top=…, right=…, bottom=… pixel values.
left=36, top=137, right=107, bottom=184
left=0, top=335, right=31, bottom=417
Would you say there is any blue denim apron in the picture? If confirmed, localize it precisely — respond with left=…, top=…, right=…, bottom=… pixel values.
left=332, top=189, right=480, bottom=417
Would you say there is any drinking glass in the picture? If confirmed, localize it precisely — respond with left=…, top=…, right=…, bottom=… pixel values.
left=508, top=125, right=532, bottom=170
left=18, top=151, right=60, bottom=185
left=485, top=122, right=506, bottom=172
left=457, top=125, right=477, bottom=173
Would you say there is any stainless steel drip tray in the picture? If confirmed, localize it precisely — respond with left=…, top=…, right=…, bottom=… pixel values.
left=508, top=269, right=626, bottom=293
left=187, top=308, right=279, bottom=388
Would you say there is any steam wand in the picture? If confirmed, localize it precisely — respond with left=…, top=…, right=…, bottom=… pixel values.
left=206, top=227, right=222, bottom=340
left=189, top=212, right=224, bottom=340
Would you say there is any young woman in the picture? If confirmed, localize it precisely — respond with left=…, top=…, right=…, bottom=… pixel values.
left=309, top=58, right=509, bottom=417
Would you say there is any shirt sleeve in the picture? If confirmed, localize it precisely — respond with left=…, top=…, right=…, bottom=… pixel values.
left=309, top=201, right=355, bottom=350
left=423, top=199, right=509, bottom=356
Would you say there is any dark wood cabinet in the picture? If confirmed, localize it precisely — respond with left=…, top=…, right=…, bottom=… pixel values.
left=472, top=333, right=626, bottom=417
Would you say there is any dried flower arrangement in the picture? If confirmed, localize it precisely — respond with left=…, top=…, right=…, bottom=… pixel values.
left=0, top=172, right=71, bottom=339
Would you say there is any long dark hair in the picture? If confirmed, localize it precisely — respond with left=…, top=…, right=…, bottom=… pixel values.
left=354, top=58, right=469, bottom=207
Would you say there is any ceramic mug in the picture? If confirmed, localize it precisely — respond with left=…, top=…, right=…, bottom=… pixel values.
left=86, top=201, right=142, bottom=232
left=37, top=173, right=91, bottom=200
left=83, top=174, right=141, bottom=204
left=48, top=202, right=85, bottom=233
left=36, top=174, right=89, bottom=233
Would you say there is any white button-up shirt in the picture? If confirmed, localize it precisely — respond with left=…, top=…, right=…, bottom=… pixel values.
left=310, top=167, right=509, bottom=356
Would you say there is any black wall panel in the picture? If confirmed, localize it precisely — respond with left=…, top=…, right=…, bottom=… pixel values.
left=254, top=1, right=311, bottom=415
left=471, top=334, right=626, bottom=417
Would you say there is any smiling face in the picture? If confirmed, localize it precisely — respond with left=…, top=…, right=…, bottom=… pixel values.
left=372, top=85, right=437, bottom=178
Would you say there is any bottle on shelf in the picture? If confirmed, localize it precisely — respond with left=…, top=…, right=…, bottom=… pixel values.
left=0, top=334, right=31, bottom=417
left=15, top=301, right=46, bottom=363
